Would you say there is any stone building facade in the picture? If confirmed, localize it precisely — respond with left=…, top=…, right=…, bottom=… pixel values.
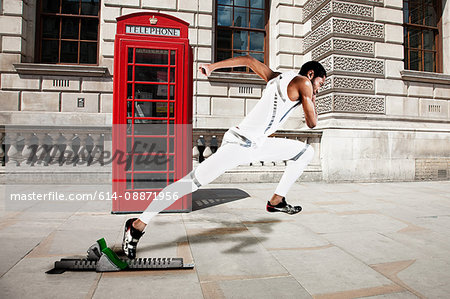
left=0, top=0, right=449, bottom=183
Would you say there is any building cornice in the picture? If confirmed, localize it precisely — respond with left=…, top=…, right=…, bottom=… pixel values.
left=13, top=63, right=111, bottom=77
left=401, top=70, right=450, bottom=85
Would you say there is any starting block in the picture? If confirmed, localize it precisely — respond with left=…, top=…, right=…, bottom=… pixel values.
left=46, top=238, right=194, bottom=274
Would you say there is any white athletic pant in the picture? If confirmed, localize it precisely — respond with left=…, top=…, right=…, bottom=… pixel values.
left=139, top=129, right=314, bottom=224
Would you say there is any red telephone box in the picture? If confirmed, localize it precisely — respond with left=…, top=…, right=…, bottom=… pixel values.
left=112, top=13, right=193, bottom=213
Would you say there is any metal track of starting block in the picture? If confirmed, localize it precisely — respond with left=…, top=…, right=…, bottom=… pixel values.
left=46, top=238, right=194, bottom=274
left=46, top=257, right=194, bottom=274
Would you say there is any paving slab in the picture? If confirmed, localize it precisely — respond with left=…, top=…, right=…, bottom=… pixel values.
left=364, top=292, right=420, bottom=298
left=188, top=230, right=289, bottom=281
left=0, top=257, right=99, bottom=299
left=271, top=246, right=396, bottom=296
left=322, top=231, right=420, bottom=265
left=382, top=230, right=450, bottom=259
left=0, top=218, right=65, bottom=276
left=0, top=235, right=44, bottom=276
left=93, top=272, right=203, bottom=299
left=244, top=220, right=330, bottom=250
left=295, top=212, right=408, bottom=234
left=397, top=257, right=450, bottom=298
left=202, top=276, right=312, bottom=299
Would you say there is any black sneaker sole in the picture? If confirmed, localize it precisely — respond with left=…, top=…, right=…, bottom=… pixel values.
left=266, top=203, right=302, bottom=215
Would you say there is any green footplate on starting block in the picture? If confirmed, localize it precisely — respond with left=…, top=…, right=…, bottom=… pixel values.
left=46, top=238, right=194, bottom=274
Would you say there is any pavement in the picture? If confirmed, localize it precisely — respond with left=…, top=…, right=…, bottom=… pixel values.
left=0, top=181, right=450, bottom=299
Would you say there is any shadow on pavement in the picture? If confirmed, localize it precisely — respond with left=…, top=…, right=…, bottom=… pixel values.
left=134, top=218, right=281, bottom=255
left=192, top=188, right=250, bottom=211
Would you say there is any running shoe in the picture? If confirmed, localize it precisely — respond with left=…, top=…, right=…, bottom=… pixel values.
left=122, top=218, right=144, bottom=259
left=266, top=198, right=302, bottom=215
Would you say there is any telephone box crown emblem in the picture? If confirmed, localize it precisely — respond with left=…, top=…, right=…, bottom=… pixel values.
left=149, top=16, right=158, bottom=25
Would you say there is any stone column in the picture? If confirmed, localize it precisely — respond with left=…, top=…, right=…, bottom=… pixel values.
left=303, top=0, right=387, bottom=115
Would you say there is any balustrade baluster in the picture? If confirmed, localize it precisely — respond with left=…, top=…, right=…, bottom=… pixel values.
left=210, top=136, right=218, bottom=154
left=203, top=146, right=212, bottom=159
left=35, top=133, right=53, bottom=166
left=77, top=134, right=92, bottom=165
left=197, top=135, right=206, bottom=163
left=49, top=133, right=66, bottom=166
left=0, top=133, right=5, bottom=166
left=91, top=133, right=104, bottom=166
left=6, top=133, right=23, bottom=166
left=64, top=134, right=78, bottom=166
left=22, top=133, right=39, bottom=166
left=192, top=145, right=199, bottom=161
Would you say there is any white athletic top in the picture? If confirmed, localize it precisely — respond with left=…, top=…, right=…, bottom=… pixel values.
left=236, top=71, right=301, bottom=145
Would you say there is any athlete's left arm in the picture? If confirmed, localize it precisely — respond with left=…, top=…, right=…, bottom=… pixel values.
left=199, top=55, right=281, bottom=82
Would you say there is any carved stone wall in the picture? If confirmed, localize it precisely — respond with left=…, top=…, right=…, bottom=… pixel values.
left=316, top=95, right=333, bottom=114
left=319, top=76, right=376, bottom=98
left=320, top=55, right=385, bottom=76
left=312, top=38, right=374, bottom=60
left=312, top=39, right=333, bottom=60
left=333, top=18, right=384, bottom=39
left=304, top=19, right=333, bottom=51
left=311, top=2, right=332, bottom=27
left=333, top=38, right=374, bottom=54
left=321, top=76, right=333, bottom=92
left=320, top=56, right=333, bottom=71
left=334, top=77, right=374, bottom=91
left=303, top=0, right=383, bottom=23
left=317, top=94, right=385, bottom=114
left=320, top=55, right=384, bottom=76
left=304, top=18, right=384, bottom=52
left=335, top=56, right=384, bottom=75
left=333, top=1, right=373, bottom=18
left=334, top=94, right=385, bottom=113
left=312, top=1, right=374, bottom=28
left=304, top=0, right=329, bottom=22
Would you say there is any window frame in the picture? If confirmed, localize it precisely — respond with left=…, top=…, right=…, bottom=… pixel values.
left=214, top=0, right=270, bottom=73
left=403, top=0, right=443, bottom=73
left=35, top=0, right=101, bottom=66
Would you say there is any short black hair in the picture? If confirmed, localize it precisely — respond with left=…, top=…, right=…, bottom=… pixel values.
left=299, top=61, right=327, bottom=78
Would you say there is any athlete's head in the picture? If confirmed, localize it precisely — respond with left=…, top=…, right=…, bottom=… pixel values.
left=299, top=61, right=327, bottom=95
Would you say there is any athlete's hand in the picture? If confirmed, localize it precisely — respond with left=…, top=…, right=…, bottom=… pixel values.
left=199, top=64, right=212, bottom=77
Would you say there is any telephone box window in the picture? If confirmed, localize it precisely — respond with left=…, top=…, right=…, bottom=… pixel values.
left=37, top=0, right=100, bottom=65
left=135, top=49, right=169, bottom=65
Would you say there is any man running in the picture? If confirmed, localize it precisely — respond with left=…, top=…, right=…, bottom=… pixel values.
left=122, top=55, right=326, bottom=258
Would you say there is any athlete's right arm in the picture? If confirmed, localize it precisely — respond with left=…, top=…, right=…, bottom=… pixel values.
left=199, top=55, right=281, bottom=82
left=294, top=77, right=317, bottom=128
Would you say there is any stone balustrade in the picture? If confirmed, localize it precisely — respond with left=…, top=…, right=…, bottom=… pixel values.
left=1, top=126, right=111, bottom=168
left=0, top=126, right=112, bottom=184
left=0, top=127, right=323, bottom=183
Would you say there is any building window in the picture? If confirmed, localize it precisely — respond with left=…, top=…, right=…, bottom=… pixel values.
left=36, top=0, right=100, bottom=65
left=403, top=0, right=442, bottom=72
left=215, top=0, right=268, bottom=72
